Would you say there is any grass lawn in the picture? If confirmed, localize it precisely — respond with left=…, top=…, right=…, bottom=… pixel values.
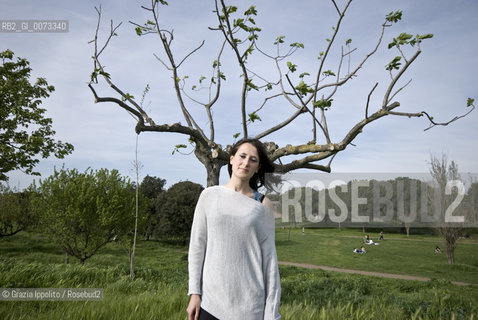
left=275, top=227, right=478, bottom=284
left=1, top=231, right=478, bottom=319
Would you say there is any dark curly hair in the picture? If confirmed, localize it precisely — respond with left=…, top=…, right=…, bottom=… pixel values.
left=227, top=138, right=275, bottom=190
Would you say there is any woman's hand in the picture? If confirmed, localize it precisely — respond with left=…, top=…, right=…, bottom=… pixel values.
left=186, top=294, right=201, bottom=320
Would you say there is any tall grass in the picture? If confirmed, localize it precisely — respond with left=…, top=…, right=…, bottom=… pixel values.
left=1, top=232, right=477, bottom=319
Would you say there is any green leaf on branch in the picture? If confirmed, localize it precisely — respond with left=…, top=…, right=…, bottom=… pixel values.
left=322, top=70, right=336, bottom=77
left=98, top=70, right=110, bottom=79
left=290, top=42, right=304, bottom=49
left=244, top=6, right=257, bottom=16
left=274, top=35, right=285, bottom=45
left=386, top=56, right=402, bottom=71
left=224, top=5, right=237, bottom=15
left=286, top=61, right=297, bottom=73
left=314, top=98, right=333, bottom=110
left=233, top=132, right=241, bottom=139
left=410, top=33, right=434, bottom=46
left=385, top=10, right=402, bottom=23
left=219, top=72, right=226, bottom=80
left=90, top=71, right=98, bottom=82
left=135, top=26, right=143, bottom=36
left=199, top=76, right=206, bottom=84
left=295, top=81, right=314, bottom=96
left=385, top=56, right=402, bottom=71
left=248, top=112, right=261, bottom=122
left=233, top=18, right=245, bottom=28
left=246, top=79, right=258, bottom=91
left=121, top=93, right=135, bottom=102
left=299, top=72, right=310, bottom=79
left=467, top=98, right=475, bottom=107
left=388, top=32, right=415, bottom=49
left=346, top=39, right=352, bottom=45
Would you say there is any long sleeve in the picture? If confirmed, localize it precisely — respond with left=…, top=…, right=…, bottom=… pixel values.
left=188, top=190, right=208, bottom=296
left=262, top=209, right=281, bottom=320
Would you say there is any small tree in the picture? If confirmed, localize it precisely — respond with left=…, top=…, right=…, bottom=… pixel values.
left=429, top=154, right=469, bottom=265
left=0, top=50, right=73, bottom=181
left=33, top=168, right=136, bottom=264
left=0, top=183, right=35, bottom=238
left=140, top=175, right=166, bottom=240
left=154, top=181, right=203, bottom=245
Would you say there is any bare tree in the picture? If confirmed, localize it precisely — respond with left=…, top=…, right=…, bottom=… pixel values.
left=87, top=0, right=474, bottom=186
left=428, top=154, right=469, bottom=265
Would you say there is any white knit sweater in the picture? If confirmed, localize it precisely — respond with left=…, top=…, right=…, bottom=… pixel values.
left=188, top=186, right=281, bottom=320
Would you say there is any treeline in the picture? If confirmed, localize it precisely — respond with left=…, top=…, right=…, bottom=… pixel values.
left=0, top=168, right=203, bottom=264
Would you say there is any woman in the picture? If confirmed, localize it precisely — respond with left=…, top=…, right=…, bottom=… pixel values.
left=187, top=138, right=281, bottom=320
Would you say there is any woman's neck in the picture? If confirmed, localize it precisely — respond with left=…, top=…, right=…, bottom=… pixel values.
left=224, top=178, right=253, bottom=195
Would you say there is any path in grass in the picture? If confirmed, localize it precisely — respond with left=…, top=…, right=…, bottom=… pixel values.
left=341, top=235, right=478, bottom=244
left=278, top=260, right=475, bottom=286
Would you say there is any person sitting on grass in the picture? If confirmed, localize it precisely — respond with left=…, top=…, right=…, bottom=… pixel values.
left=364, top=234, right=370, bottom=243
left=435, top=246, right=441, bottom=253
left=366, top=239, right=379, bottom=245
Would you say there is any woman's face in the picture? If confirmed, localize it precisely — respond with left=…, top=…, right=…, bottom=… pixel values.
left=230, top=143, right=260, bottom=182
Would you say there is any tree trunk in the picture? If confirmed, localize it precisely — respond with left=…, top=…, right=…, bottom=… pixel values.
left=406, top=225, right=410, bottom=238
left=129, top=249, right=135, bottom=279
left=193, top=141, right=227, bottom=187
left=206, top=163, right=221, bottom=187
left=65, top=252, right=69, bottom=265
left=446, top=239, right=455, bottom=264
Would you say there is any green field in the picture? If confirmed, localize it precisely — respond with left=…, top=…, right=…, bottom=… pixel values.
left=1, top=230, right=477, bottom=319
left=275, top=227, right=478, bottom=284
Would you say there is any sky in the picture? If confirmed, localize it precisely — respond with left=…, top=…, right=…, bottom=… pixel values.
left=2, top=0, right=477, bottom=190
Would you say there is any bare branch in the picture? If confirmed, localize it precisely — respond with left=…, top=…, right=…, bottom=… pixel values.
left=365, top=82, right=379, bottom=119
left=388, top=78, right=412, bottom=103
left=271, top=143, right=339, bottom=161
left=285, top=74, right=330, bottom=143
left=88, top=83, right=145, bottom=128
left=331, top=0, right=341, bottom=15
left=382, top=50, right=421, bottom=108
left=313, top=0, right=352, bottom=101
left=388, top=103, right=475, bottom=131
left=216, top=0, right=251, bottom=137
left=153, top=52, right=172, bottom=70
left=177, top=40, right=205, bottom=68
left=275, top=151, right=334, bottom=173
left=305, top=14, right=389, bottom=105
left=255, top=107, right=306, bottom=140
